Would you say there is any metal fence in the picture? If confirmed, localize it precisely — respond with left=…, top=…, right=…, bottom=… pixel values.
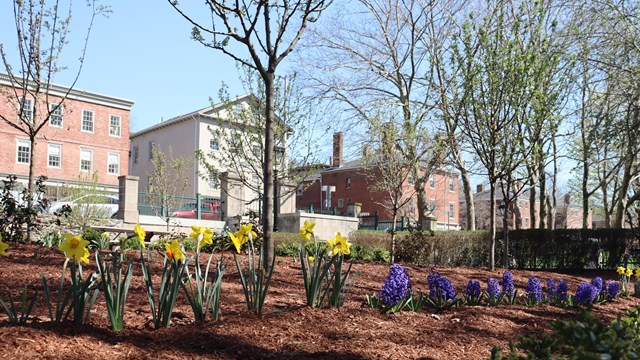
left=358, top=211, right=410, bottom=231
left=138, top=193, right=223, bottom=220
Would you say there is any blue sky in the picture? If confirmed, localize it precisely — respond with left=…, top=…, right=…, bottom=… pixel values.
left=0, top=0, right=246, bottom=132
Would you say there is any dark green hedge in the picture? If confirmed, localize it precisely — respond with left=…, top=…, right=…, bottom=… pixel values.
left=507, top=228, right=639, bottom=270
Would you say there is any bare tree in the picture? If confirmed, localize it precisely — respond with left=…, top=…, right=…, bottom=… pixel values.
left=0, top=0, right=108, bottom=241
left=169, top=0, right=332, bottom=269
left=147, top=146, right=190, bottom=231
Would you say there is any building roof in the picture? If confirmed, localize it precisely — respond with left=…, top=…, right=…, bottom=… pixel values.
left=130, top=93, right=255, bottom=139
left=0, top=73, right=134, bottom=110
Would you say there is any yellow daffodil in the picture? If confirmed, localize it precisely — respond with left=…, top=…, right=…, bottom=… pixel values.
left=190, top=225, right=214, bottom=249
left=617, top=266, right=626, bottom=275
left=134, top=223, right=146, bottom=249
left=308, top=256, right=315, bottom=263
left=165, top=240, right=185, bottom=264
left=636, top=268, right=640, bottom=278
left=299, top=220, right=315, bottom=242
left=0, top=234, right=8, bottom=257
left=236, top=223, right=257, bottom=243
left=229, top=232, right=243, bottom=253
left=59, top=234, right=90, bottom=264
left=626, top=268, right=633, bottom=277
left=326, top=232, right=351, bottom=256
left=101, top=232, right=110, bottom=239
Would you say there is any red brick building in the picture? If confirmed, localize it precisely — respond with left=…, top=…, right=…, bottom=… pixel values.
left=297, top=132, right=460, bottom=230
left=0, top=73, right=134, bottom=197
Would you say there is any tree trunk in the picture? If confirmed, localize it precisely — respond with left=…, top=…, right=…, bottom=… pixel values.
left=489, top=179, right=497, bottom=271
left=261, top=72, right=276, bottom=271
left=390, top=212, right=398, bottom=263
left=528, top=169, right=538, bottom=229
left=538, top=155, right=547, bottom=229
left=459, top=165, right=476, bottom=231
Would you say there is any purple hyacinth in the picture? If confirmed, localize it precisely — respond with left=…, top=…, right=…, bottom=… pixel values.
left=487, top=278, right=501, bottom=299
left=591, top=277, right=604, bottom=296
left=607, top=280, right=620, bottom=300
left=575, top=282, right=598, bottom=304
left=379, top=264, right=412, bottom=306
left=466, top=280, right=481, bottom=301
left=526, top=276, right=543, bottom=304
left=547, top=277, right=557, bottom=301
left=557, top=279, right=569, bottom=302
left=502, top=272, right=515, bottom=297
left=427, top=269, right=455, bottom=301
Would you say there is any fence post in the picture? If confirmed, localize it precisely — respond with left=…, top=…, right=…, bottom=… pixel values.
left=401, top=216, right=407, bottom=230
left=196, top=193, right=202, bottom=220
left=309, top=204, right=314, bottom=213
left=374, top=211, right=379, bottom=230
left=332, top=207, right=336, bottom=215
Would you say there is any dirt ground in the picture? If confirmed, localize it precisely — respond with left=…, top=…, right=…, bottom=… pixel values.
left=0, top=243, right=638, bottom=360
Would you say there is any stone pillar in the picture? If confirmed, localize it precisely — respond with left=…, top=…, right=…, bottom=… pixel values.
left=220, top=172, right=246, bottom=219
left=117, top=175, right=139, bottom=224
left=346, top=202, right=362, bottom=217
left=422, top=215, right=437, bottom=231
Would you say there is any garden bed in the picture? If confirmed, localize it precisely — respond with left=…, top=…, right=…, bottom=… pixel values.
left=0, top=243, right=638, bottom=359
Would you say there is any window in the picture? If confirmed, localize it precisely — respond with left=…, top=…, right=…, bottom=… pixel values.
left=252, top=142, right=261, bottom=157
left=346, top=177, right=351, bottom=189
left=408, top=175, right=414, bottom=185
left=429, top=174, right=435, bottom=188
left=208, top=171, right=219, bottom=189
left=48, top=144, right=62, bottom=168
left=338, top=198, right=344, bottom=208
left=449, top=177, right=455, bottom=192
left=149, top=141, right=155, bottom=160
left=210, top=138, right=219, bottom=151
left=133, top=145, right=139, bottom=164
left=525, top=217, right=530, bottom=227
left=109, top=115, right=121, bottom=137
left=107, top=152, right=120, bottom=175
left=16, top=140, right=30, bottom=164
left=448, top=202, right=455, bottom=218
left=80, top=148, right=92, bottom=171
left=18, top=97, right=33, bottom=123
left=49, top=104, right=63, bottom=127
left=82, top=110, right=94, bottom=132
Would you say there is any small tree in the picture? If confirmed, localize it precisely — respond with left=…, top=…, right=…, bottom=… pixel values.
left=59, top=172, right=112, bottom=230
left=147, top=146, right=190, bottom=231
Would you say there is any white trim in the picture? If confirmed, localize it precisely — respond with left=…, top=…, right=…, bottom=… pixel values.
left=109, top=114, right=122, bottom=137
left=79, top=148, right=93, bottom=172
left=16, top=139, right=30, bottom=164
left=47, top=143, right=62, bottom=168
left=18, top=97, right=33, bottom=123
left=81, top=109, right=95, bottom=133
left=48, top=103, right=64, bottom=128
left=107, top=152, right=120, bottom=175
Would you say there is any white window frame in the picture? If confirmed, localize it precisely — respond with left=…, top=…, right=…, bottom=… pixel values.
left=429, top=174, right=435, bottom=189
left=338, top=198, right=344, bottom=208
left=149, top=141, right=155, bottom=160
left=448, top=202, right=455, bottom=219
left=109, top=115, right=121, bottom=137
left=49, top=103, right=64, bottom=127
left=210, top=138, right=219, bottom=151
left=18, top=97, right=33, bottom=123
left=449, top=177, right=455, bottom=192
left=107, top=152, right=120, bottom=175
left=408, top=174, right=415, bottom=186
left=16, top=139, right=30, bottom=164
left=346, top=177, right=351, bottom=189
left=208, top=171, right=219, bottom=190
left=47, top=144, right=62, bottom=168
left=80, top=148, right=93, bottom=172
left=81, top=109, right=94, bottom=133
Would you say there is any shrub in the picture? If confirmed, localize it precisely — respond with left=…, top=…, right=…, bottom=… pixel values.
left=395, top=229, right=489, bottom=267
left=38, top=230, right=65, bottom=248
left=0, top=175, right=49, bottom=243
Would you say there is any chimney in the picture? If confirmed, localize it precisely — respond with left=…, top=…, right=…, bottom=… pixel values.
left=333, top=132, right=343, bottom=168
left=564, top=193, right=571, bottom=204
left=363, top=144, right=373, bottom=157
left=477, top=184, right=485, bottom=193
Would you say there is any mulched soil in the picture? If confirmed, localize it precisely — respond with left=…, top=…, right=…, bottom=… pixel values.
left=0, top=243, right=638, bottom=359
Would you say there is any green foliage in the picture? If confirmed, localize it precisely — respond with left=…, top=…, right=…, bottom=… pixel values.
left=182, top=250, right=226, bottom=322
left=82, top=228, right=110, bottom=250
left=0, top=285, right=37, bottom=325
left=490, top=308, right=640, bottom=359
left=140, top=249, right=187, bottom=329
left=300, top=240, right=335, bottom=308
left=58, top=172, right=113, bottom=229
left=395, top=229, right=490, bottom=267
left=38, top=230, right=65, bottom=248
left=233, top=242, right=275, bottom=315
left=41, top=260, right=100, bottom=325
left=0, top=175, right=49, bottom=243
left=95, top=252, right=134, bottom=331
left=275, top=241, right=299, bottom=257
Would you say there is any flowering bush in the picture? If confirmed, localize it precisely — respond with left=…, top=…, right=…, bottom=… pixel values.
left=486, top=278, right=503, bottom=306
left=426, top=269, right=458, bottom=309
left=575, top=282, right=598, bottom=305
left=590, top=277, right=605, bottom=302
left=557, top=279, right=569, bottom=304
left=607, top=280, right=620, bottom=300
left=502, top=272, right=517, bottom=304
left=379, top=264, right=412, bottom=307
left=546, top=277, right=557, bottom=303
left=465, top=280, right=482, bottom=306
left=524, top=276, right=542, bottom=306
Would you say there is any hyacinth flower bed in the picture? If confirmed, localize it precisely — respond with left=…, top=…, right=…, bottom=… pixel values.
left=0, top=242, right=639, bottom=359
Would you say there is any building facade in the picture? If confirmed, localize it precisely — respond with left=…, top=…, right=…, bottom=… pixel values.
left=297, top=132, right=460, bottom=230
left=0, top=73, right=133, bottom=198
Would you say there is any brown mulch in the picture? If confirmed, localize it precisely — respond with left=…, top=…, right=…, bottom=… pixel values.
left=0, top=243, right=638, bottom=360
